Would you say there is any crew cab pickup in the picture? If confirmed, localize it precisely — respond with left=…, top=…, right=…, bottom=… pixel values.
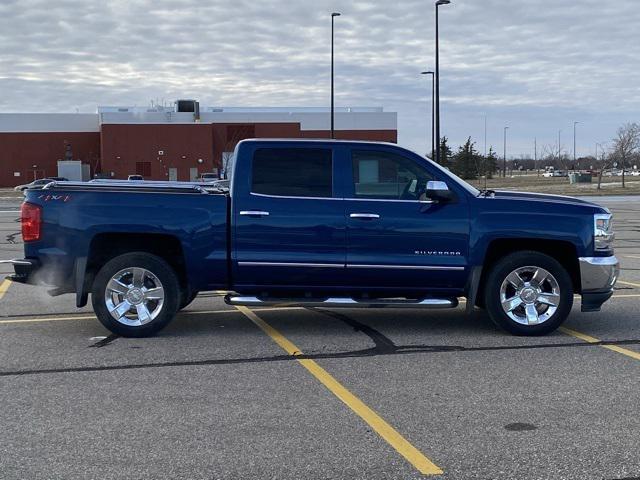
left=4, top=139, right=619, bottom=337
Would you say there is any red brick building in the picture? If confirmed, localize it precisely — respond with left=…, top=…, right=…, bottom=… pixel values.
left=0, top=105, right=397, bottom=186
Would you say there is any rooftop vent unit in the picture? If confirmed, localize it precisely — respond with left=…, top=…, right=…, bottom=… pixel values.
left=175, top=99, right=200, bottom=122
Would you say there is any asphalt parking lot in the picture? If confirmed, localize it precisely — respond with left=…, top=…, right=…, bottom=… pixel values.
left=1, top=194, right=639, bottom=480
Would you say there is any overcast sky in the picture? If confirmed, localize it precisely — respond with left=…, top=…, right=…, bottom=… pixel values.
left=1, top=0, right=639, bottom=158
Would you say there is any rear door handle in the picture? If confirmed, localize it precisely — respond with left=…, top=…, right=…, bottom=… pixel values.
left=349, top=213, right=380, bottom=219
left=240, top=210, right=270, bottom=217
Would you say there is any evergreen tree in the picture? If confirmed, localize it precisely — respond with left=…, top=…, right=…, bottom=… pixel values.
left=484, top=147, right=499, bottom=179
left=451, top=137, right=481, bottom=180
left=438, top=136, right=452, bottom=169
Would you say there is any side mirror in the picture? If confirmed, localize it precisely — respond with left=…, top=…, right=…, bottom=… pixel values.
left=425, top=180, right=453, bottom=202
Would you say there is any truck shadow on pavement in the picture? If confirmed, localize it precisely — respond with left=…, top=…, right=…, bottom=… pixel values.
left=2, top=308, right=639, bottom=378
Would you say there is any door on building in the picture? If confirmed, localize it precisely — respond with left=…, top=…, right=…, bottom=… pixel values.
left=168, top=168, right=178, bottom=182
left=189, top=167, right=198, bottom=182
left=26, top=170, right=46, bottom=181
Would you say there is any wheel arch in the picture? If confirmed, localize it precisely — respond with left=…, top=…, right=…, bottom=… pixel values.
left=474, top=238, right=581, bottom=308
left=79, top=233, right=188, bottom=307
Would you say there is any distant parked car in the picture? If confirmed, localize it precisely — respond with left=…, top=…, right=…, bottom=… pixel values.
left=200, top=173, right=218, bottom=181
left=631, top=170, right=640, bottom=177
left=211, top=179, right=230, bottom=189
left=14, top=177, right=68, bottom=192
left=127, top=175, right=144, bottom=181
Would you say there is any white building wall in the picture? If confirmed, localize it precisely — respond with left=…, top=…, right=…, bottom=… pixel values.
left=0, top=109, right=397, bottom=133
left=98, top=110, right=397, bottom=131
left=0, top=114, right=99, bottom=133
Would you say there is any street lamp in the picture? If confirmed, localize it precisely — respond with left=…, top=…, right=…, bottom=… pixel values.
left=330, top=12, right=341, bottom=139
left=434, top=0, right=451, bottom=164
left=503, top=126, right=509, bottom=178
left=421, top=71, right=435, bottom=159
left=573, top=121, right=579, bottom=165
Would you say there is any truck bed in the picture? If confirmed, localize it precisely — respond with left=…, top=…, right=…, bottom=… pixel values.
left=21, top=181, right=230, bottom=303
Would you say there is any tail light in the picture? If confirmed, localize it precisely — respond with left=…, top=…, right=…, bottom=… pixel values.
left=21, top=202, right=42, bottom=242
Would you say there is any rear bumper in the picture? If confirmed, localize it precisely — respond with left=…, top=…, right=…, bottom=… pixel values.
left=0, top=259, right=40, bottom=284
left=579, top=256, right=619, bottom=312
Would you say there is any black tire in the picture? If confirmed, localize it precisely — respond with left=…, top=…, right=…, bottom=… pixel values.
left=484, top=251, right=573, bottom=336
left=179, top=289, right=199, bottom=310
left=91, top=252, right=180, bottom=337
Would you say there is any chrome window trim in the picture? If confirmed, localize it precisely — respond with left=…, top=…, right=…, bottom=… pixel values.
left=249, top=192, right=434, bottom=204
left=347, top=197, right=427, bottom=204
left=249, top=192, right=343, bottom=201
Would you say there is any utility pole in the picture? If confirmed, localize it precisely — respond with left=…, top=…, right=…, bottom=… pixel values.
left=558, top=129, right=562, bottom=166
left=503, top=126, right=509, bottom=178
left=421, top=71, right=435, bottom=158
left=484, top=115, right=488, bottom=184
left=330, top=12, right=341, bottom=139
left=484, top=116, right=487, bottom=157
left=434, top=0, right=451, bottom=164
left=535, top=137, right=538, bottom=176
left=573, top=121, right=579, bottom=168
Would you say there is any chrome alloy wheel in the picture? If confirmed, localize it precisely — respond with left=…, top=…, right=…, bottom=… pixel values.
left=104, top=267, right=165, bottom=326
left=499, top=266, right=561, bottom=325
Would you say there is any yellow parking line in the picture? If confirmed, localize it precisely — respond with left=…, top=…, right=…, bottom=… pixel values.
left=0, top=306, right=305, bottom=325
left=0, top=315, right=96, bottom=324
left=623, top=255, right=640, bottom=260
left=235, top=305, right=443, bottom=476
left=618, top=280, right=640, bottom=289
left=559, top=327, right=640, bottom=362
left=0, top=279, right=11, bottom=301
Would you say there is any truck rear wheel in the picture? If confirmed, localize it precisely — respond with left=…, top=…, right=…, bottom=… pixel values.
left=484, top=251, right=573, bottom=336
left=92, top=253, right=180, bottom=337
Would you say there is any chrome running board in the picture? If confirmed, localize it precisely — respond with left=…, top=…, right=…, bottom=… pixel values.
left=224, top=295, right=458, bottom=309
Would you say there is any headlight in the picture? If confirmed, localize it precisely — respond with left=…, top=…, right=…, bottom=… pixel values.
left=594, top=213, right=614, bottom=251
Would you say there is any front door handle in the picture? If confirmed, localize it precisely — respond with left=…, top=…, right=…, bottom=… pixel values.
left=349, top=213, right=380, bottom=219
left=240, top=210, right=270, bottom=217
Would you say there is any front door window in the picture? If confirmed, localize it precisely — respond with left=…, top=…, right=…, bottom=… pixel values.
left=352, top=150, right=432, bottom=201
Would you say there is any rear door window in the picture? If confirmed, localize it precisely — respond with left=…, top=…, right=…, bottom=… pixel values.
left=252, top=148, right=333, bottom=198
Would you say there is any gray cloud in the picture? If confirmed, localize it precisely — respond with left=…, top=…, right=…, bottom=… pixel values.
left=1, top=0, right=639, bottom=157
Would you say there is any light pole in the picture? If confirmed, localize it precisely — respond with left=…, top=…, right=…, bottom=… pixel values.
left=421, top=71, right=435, bottom=159
left=330, top=12, right=341, bottom=139
left=434, top=0, right=451, bottom=164
left=503, top=126, right=509, bottom=178
left=558, top=129, right=562, bottom=168
left=483, top=115, right=487, bottom=157
left=573, top=121, right=579, bottom=166
left=534, top=137, right=538, bottom=176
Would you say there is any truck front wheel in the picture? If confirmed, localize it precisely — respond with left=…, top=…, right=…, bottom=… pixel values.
left=484, top=251, right=573, bottom=336
left=92, top=253, right=180, bottom=337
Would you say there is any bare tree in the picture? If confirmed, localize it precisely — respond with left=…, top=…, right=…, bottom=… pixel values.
left=595, top=143, right=612, bottom=190
left=611, top=123, right=640, bottom=188
left=220, top=125, right=255, bottom=178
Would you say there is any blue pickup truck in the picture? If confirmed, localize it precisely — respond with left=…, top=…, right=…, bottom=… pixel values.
left=5, top=139, right=619, bottom=337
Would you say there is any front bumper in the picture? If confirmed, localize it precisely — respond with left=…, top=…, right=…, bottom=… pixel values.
left=0, top=258, right=40, bottom=284
left=579, top=256, right=619, bottom=312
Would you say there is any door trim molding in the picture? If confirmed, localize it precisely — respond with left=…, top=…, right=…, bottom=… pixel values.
left=346, top=264, right=465, bottom=271
left=237, top=261, right=464, bottom=271
left=238, top=261, right=345, bottom=268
